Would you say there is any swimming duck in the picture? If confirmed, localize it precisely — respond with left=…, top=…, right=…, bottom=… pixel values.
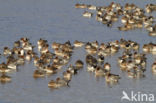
left=56, top=77, right=70, bottom=87
left=23, top=42, right=34, bottom=51
left=51, top=42, right=60, bottom=49
left=149, top=31, right=156, bottom=37
left=87, top=5, right=96, bottom=10
left=67, top=64, right=77, bottom=75
left=0, top=62, right=11, bottom=73
left=97, top=55, right=104, bottom=64
left=126, top=60, right=135, bottom=70
left=118, top=25, right=129, bottom=31
left=143, top=44, right=150, bottom=53
left=86, top=46, right=97, bottom=54
left=63, top=70, right=72, bottom=81
left=87, top=64, right=96, bottom=72
left=86, top=54, right=97, bottom=66
left=74, top=40, right=85, bottom=48
left=14, top=40, right=21, bottom=47
left=40, top=44, right=49, bottom=54
left=119, top=60, right=127, bottom=71
left=48, top=80, right=59, bottom=88
left=7, top=61, right=17, bottom=70
left=44, top=65, right=54, bottom=74
left=83, top=11, right=93, bottom=18
left=48, top=77, right=69, bottom=88
left=103, top=63, right=111, bottom=72
left=110, top=45, right=119, bottom=53
left=75, top=60, right=84, bottom=69
left=121, top=16, right=128, bottom=24
left=3, top=47, right=12, bottom=56
left=0, top=73, right=11, bottom=83
left=105, top=73, right=120, bottom=83
left=37, top=38, right=47, bottom=51
left=33, top=69, right=45, bottom=78
left=75, top=3, right=87, bottom=9
left=132, top=42, right=139, bottom=51
left=25, top=51, right=32, bottom=61
left=95, top=66, right=106, bottom=77
left=96, top=14, right=103, bottom=22
left=16, top=56, right=25, bottom=65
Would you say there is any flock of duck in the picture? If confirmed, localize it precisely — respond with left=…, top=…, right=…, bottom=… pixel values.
left=0, top=37, right=155, bottom=89
left=75, top=2, right=156, bottom=36
left=0, top=2, right=155, bottom=90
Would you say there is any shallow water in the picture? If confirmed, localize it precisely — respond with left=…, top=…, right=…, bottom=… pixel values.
left=0, top=0, right=156, bottom=103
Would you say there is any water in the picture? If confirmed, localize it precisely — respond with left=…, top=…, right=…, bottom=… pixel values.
left=0, top=0, right=156, bottom=103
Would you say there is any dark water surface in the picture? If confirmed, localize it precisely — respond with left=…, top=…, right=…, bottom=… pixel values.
left=0, top=0, right=156, bottom=103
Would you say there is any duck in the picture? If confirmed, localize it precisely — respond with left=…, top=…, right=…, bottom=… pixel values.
left=142, top=44, right=150, bottom=53
left=37, top=39, right=47, bottom=51
left=44, top=65, right=54, bottom=74
left=48, top=80, right=59, bottom=88
left=85, top=42, right=92, bottom=49
left=54, top=49, right=65, bottom=57
left=121, top=16, right=128, bottom=24
left=86, top=46, right=97, bottom=54
left=75, top=60, right=84, bottom=69
left=33, top=69, right=45, bottom=78
left=56, top=77, right=70, bottom=87
left=7, top=62, right=17, bottom=70
left=110, top=45, right=119, bottom=53
left=151, top=44, right=156, bottom=55
left=48, top=77, right=70, bottom=88
left=132, top=42, right=139, bottom=51
left=0, top=73, right=11, bottom=83
left=86, top=54, right=97, bottom=66
left=51, top=63, right=62, bottom=70
left=63, top=70, right=72, bottom=81
left=51, top=42, right=60, bottom=49
left=87, top=5, right=96, bottom=10
left=25, top=51, right=32, bottom=61
left=74, top=40, right=85, bottom=48
left=87, top=64, right=96, bottom=72
left=95, top=66, right=106, bottom=77
left=67, top=64, right=77, bottom=75
left=83, top=11, right=93, bottom=18
left=16, top=56, right=25, bottom=65
left=119, top=60, right=127, bottom=71
left=40, top=44, right=49, bottom=54
left=37, top=38, right=47, bottom=47
left=118, top=25, right=129, bottom=31
left=14, top=48, right=25, bottom=56
left=97, top=55, right=104, bottom=64
left=127, top=60, right=135, bottom=70
left=149, top=31, right=156, bottom=37
left=75, top=3, right=87, bottom=9
left=3, top=47, right=12, bottom=56
left=0, top=62, right=11, bottom=73
left=14, top=40, right=21, bottom=47
left=103, top=63, right=111, bottom=72
left=105, top=73, right=120, bottom=83
left=23, top=42, right=34, bottom=51
left=134, top=56, right=142, bottom=65
left=20, top=37, right=29, bottom=44
left=99, top=43, right=106, bottom=50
